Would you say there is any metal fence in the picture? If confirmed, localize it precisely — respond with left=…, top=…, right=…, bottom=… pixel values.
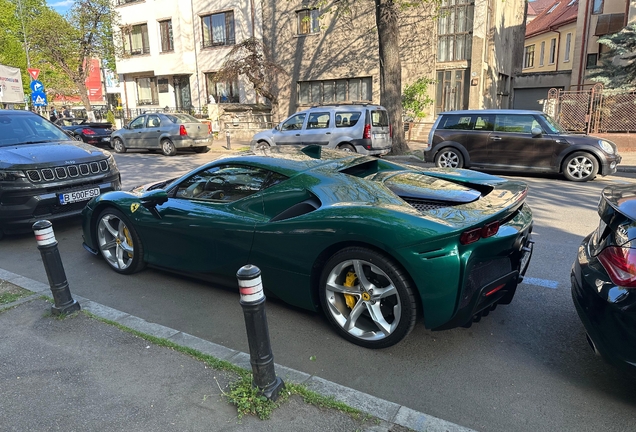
left=545, top=84, right=636, bottom=133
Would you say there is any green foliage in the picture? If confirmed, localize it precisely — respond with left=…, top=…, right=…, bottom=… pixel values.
left=402, top=77, right=435, bottom=120
left=225, top=375, right=284, bottom=420
left=106, top=110, right=115, bottom=125
left=587, top=23, right=636, bottom=90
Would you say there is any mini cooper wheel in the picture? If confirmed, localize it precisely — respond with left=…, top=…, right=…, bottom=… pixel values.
left=563, top=152, right=598, bottom=182
left=161, top=139, right=177, bottom=156
left=112, top=138, right=126, bottom=153
left=435, top=148, right=464, bottom=168
left=319, top=247, right=418, bottom=348
left=96, top=208, right=145, bottom=274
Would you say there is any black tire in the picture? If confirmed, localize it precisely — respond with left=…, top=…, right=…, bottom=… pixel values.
left=318, top=247, right=418, bottom=348
left=95, top=208, right=145, bottom=275
left=112, top=138, right=126, bottom=153
left=192, top=146, right=209, bottom=153
left=161, top=139, right=177, bottom=156
left=252, top=140, right=270, bottom=152
left=337, top=143, right=356, bottom=153
left=73, top=134, right=83, bottom=142
left=435, top=147, right=464, bottom=168
left=562, top=151, right=599, bottom=182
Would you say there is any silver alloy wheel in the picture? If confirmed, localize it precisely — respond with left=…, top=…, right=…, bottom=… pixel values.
left=324, top=259, right=401, bottom=341
left=74, top=135, right=83, bottom=141
left=566, top=155, right=594, bottom=180
left=113, top=138, right=125, bottom=153
left=438, top=150, right=460, bottom=168
left=255, top=141, right=270, bottom=151
left=97, top=213, right=135, bottom=271
left=162, top=140, right=176, bottom=156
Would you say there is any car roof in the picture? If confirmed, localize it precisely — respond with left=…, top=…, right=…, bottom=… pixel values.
left=209, top=146, right=372, bottom=177
left=295, top=103, right=386, bottom=113
left=440, top=109, right=547, bottom=115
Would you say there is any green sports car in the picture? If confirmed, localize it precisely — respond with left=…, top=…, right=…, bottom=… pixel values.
left=81, top=145, right=534, bottom=348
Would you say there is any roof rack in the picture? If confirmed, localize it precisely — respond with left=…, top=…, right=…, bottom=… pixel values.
left=309, top=101, right=381, bottom=108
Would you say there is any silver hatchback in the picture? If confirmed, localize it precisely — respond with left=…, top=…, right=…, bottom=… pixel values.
left=111, top=113, right=212, bottom=156
left=251, top=104, right=392, bottom=155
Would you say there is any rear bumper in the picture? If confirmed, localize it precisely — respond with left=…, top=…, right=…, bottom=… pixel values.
left=571, top=235, right=636, bottom=376
left=351, top=139, right=392, bottom=156
left=173, top=136, right=212, bottom=148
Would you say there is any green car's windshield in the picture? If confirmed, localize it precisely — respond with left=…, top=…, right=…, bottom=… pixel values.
left=0, top=113, right=70, bottom=147
left=541, top=114, right=567, bottom=134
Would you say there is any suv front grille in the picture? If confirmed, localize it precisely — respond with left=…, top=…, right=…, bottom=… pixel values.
left=26, top=160, right=110, bottom=183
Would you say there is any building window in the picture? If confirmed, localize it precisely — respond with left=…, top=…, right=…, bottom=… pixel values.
left=122, top=24, right=149, bottom=56
left=564, top=33, right=572, bottom=62
left=586, top=53, right=598, bottom=69
left=297, top=9, right=320, bottom=34
left=201, top=11, right=235, bottom=48
left=157, top=78, right=169, bottom=93
left=159, top=19, right=173, bottom=52
left=592, top=0, right=603, bottom=14
left=437, top=0, right=474, bottom=62
left=549, top=38, right=556, bottom=64
left=539, top=41, right=545, bottom=66
left=205, top=73, right=239, bottom=103
left=297, top=77, right=372, bottom=105
left=594, top=13, right=625, bottom=36
left=524, top=45, right=535, bottom=68
left=136, top=77, right=158, bottom=105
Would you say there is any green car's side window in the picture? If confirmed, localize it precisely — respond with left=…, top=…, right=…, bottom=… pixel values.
left=175, top=165, right=286, bottom=202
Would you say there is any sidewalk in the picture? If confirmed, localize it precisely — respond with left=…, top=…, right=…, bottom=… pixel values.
left=0, top=270, right=472, bottom=432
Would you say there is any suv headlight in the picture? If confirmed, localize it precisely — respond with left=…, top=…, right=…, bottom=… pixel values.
left=0, top=170, right=26, bottom=181
left=598, top=140, right=614, bottom=154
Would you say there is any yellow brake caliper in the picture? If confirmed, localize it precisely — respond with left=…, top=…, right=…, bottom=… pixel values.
left=122, top=227, right=134, bottom=258
left=343, top=271, right=358, bottom=309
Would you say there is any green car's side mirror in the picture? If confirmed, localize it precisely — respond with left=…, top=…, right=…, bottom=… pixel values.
left=140, top=189, right=168, bottom=218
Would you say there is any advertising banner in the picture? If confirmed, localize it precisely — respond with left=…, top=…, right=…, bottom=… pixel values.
left=0, top=64, right=25, bottom=104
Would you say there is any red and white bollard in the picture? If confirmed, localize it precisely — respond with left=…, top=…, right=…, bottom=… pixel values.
left=32, top=220, right=80, bottom=315
left=237, top=265, right=284, bottom=401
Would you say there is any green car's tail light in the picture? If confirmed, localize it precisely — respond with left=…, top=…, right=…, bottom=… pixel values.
left=461, top=221, right=500, bottom=245
left=597, top=246, right=636, bottom=288
left=485, top=283, right=506, bottom=297
left=460, top=228, right=481, bottom=245
left=481, top=221, right=500, bottom=238
left=179, top=125, right=187, bottom=136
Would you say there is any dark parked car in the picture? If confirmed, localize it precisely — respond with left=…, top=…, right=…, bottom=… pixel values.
left=111, top=113, right=212, bottom=156
left=54, top=117, right=113, bottom=147
left=424, top=110, right=622, bottom=182
left=0, top=110, right=121, bottom=239
left=81, top=145, right=533, bottom=348
left=571, top=184, right=636, bottom=376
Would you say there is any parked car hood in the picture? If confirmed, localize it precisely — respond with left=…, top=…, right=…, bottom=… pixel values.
left=0, top=141, right=108, bottom=168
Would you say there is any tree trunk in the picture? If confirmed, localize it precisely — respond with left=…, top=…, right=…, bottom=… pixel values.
left=375, top=0, right=408, bottom=155
left=75, top=79, right=95, bottom=121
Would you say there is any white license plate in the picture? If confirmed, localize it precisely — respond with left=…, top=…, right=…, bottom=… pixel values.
left=103, top=137, right=110, bottom=142
left=58, top=187, right=100, bottom=205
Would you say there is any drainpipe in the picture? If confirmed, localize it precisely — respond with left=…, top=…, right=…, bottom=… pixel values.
left=551, top=28, right=562, bottom=72
left=190, top=0, right=202, bottom=111
left=250, top=0, right=256, bottom=38
left=577, top=0, right=592, bottom=89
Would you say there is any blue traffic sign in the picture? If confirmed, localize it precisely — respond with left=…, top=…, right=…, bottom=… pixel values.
left=31, top=91, right=48, bottom=106
left=29, top=80, right=44, bottom=93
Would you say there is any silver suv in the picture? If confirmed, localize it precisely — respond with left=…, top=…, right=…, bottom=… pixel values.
left=251, top=104, right=392, bottom=155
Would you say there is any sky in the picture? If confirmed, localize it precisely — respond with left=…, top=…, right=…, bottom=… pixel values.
left=47, top=0, right=73, bottom=15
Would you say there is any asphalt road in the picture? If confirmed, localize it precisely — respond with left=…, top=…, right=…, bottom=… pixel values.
left=2, top=149, right=635, bottom=432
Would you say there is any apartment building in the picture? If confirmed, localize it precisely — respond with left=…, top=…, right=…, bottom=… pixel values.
left=514, top=0, right=578, bottom=110
left=114, top=0, right=262, bottom=112
left=262, top=0, right=526, bottom=121
left=515, top=0, right=635, bottom=109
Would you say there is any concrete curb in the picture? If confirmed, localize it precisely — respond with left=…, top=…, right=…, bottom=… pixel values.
left=1, top=267, right=476, bottom=432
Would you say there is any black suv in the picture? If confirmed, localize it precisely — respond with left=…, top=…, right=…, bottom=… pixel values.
left=424, top=110, right=622, bottom=182
left=0, top=110, right=121, bottom=238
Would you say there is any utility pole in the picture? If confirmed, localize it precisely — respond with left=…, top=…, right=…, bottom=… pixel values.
left=17, top=0, right=32, bottom=110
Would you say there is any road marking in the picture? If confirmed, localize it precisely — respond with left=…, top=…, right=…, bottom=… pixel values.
left=523, top=277, right=558, bottom=289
